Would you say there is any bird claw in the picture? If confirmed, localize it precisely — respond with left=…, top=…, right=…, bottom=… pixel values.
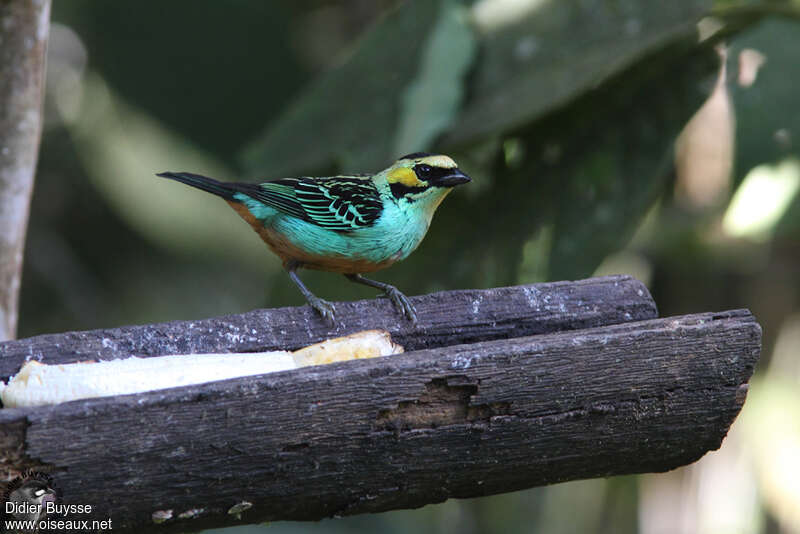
left=308, top=296, right=336, bottom=325
left=382, top=287, right=418, bottom=325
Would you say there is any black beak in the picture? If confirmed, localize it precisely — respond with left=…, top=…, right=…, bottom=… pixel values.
left=430, top=168, right=471, bottom=188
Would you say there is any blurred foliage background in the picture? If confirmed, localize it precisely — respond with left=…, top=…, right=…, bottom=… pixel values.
left=19, top=0, right=800, bottom=532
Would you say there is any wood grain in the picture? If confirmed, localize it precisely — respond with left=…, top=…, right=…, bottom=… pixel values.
left=0, top=309, right=760, bottom=532
left=0, top=275, right=656, bottom=377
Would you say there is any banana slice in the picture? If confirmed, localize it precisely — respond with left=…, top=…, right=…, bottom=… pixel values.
left=292, top=329, right=402, bottom=366
left=1, top=330, right=402, bottom=408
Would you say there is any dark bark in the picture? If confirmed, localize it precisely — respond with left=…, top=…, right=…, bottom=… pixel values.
left=0, top=309, right=759, bottom=533
left=0, top=0, right=50, bottom=341
left=0, top=275, right=656, bottom=377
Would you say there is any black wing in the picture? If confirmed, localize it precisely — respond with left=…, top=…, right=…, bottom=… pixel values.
left=248, top=176, right=384, bottom=232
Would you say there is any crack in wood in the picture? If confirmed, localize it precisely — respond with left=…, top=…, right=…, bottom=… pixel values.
left=0, top=307, right=759, bottom=532
left=281, top=442, right=310, bottom=453
left=375, top=378, right=511, bottom=431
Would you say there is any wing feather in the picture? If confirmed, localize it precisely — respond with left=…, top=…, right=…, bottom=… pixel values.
left=236, top=176, right=383, bottom=232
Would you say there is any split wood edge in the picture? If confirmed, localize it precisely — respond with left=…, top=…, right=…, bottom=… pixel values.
left=0, top=275, right=657, bottom=377
left=0, top=309, right=760, bottom=533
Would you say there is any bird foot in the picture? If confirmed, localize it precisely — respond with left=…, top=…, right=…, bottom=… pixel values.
left=307, top=296, right=336, bottom=325
left=381, top=287, right=418, bottom=325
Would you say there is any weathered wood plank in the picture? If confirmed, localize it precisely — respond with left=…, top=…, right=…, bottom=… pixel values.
left=0, top=275, right=655, bottom=377
left=0, top=309, right=760, bottom=532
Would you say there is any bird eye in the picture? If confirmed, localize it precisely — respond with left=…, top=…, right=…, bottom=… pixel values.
left=415, top=164, right=432, bottom=179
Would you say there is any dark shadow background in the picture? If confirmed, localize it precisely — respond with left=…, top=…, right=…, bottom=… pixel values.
left=19, top=0, right=800, bottom=532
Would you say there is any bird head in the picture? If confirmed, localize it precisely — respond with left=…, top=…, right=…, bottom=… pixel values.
left=383, top=153, right=471, bottom=218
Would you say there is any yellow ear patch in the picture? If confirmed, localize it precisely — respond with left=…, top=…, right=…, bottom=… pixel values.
left=388, top=167, right=425, bottom=187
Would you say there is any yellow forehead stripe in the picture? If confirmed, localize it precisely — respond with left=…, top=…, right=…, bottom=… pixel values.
left=387, top=167, right=425, bottom=187
left=416, top=155, right=457, bottom=169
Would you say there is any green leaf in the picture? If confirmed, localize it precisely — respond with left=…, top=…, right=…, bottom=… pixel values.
left=400, top=32, right=723, bottom=291
left=442, top=0, right=714, bottom=147
left=241, top=0, right=475, bottom=178
left=544, top=41, right=721, bottom=280
left=728, top=17, right=800, bottom=237
left=393, top=0, right=476, bottom=155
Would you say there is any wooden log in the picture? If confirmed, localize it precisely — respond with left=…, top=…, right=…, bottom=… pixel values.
left=0, top=275, right=656, bottom=377
left=0, top=309, right=759, bottom=532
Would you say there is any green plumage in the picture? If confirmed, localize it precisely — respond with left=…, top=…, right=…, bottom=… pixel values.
left=157, top=153, right=470, bottom=324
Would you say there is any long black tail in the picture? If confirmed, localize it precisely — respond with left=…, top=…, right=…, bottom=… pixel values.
left=156, top=171, right=238, bottom=200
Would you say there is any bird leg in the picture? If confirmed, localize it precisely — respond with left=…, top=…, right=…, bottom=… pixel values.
left=344, top=274, right=418, bottom=324
left=286, top=261, right=336, bottom=324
